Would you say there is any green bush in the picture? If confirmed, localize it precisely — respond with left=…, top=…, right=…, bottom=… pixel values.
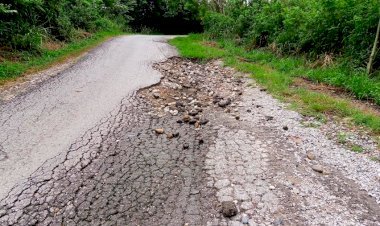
left=0, top=0, right=135, bottom=51
left=203, top=0, right=380, bottom=68
left=203, top=12, right=236, bottom=39
left=11, top=27, right=44, bottom=52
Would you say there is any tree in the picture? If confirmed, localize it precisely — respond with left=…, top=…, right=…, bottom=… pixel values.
left=367, top=4, right=380, bottom=75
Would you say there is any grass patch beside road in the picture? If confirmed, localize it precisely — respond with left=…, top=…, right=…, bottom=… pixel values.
left=0, top=31, right=123, bottom=85
left=169, top=34, right=380, bottom=133
left=170, top=35, right=225, bottom=60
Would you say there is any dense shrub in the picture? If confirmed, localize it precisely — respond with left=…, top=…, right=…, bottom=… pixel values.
left=0, top=0, right=133, bottom=52
left=129, top=0, right=203, bottom=34
left=203, top=12, right=236, bottom=39
left=203, top=0, right=380, bottom=69
left=0, top=0, right=205, bottom=52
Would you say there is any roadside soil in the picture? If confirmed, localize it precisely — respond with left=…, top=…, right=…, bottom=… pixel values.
left=0, top=57, right=379, bottom=225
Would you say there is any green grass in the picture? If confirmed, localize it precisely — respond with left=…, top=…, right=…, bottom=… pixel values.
left=338, top=132, right=348, bottom=144
left=170, top=34, right=380, bottom=133
left=351, top=145, right=364, bottom=153
left=0, top=30, right=124, bottom=84
left=169, top=35, right=225, bottom=60
left=217, top=39, right=380, bottom=106
left=370, top=156, right=380, bottom=162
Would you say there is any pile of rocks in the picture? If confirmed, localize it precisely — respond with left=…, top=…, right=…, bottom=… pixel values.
left=141, top=57, right=245, bottom=126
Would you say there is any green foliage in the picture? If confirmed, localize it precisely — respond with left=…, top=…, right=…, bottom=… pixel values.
left=203, top=12, right=236, bottom=39
left=203, top=0, right=380, bottom=68
left=0, top=0, right=135, bottom=51
left=0, top=31, right=123, bottom=82
left=169, top=34, right=225, bottom=59
left=0, top=0, right=204, bottom=52
left=351, top=145, right=364, bottom=153
left=129, top=0, right=203, bottom=34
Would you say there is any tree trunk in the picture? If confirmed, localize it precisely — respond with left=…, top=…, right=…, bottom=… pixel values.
left=367, top=6, right=380, bottom=75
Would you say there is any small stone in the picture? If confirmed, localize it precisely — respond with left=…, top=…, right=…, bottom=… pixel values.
left=269, top=185, right=275, bottom=190
left=189, top=110, right=198, bottom=116
left=213, top=97, right=221, bottom=104
left=167, top=133, right=174, bottom=139
left=323, top=168, right=331, bottom=175
left=221, top=201, right=238, bottom=218
left=246, top=109, right=252, bottom=113
left=218, top=98, right=232, bottom=107
left=183, top=143, right=189, bottom=149
left=195, top=121, right=200, bottom=128
left=170, top=110, right=179, bottom=116
left=241, top=214, right=249, bottom=224
left=235, top=115, right=240, bottom=120
left=307, top=152, right=316, bottom=160
left=200, top=119, right=209, bottom=125
left=153, top=93, right=160, bottom=99
left=265, top=116, right=274, bottom=121
left=283, top=126, right=288, bottom=131
left=189, top=119, right=197, bottom=124
left=176, top=101, right=185, bottom=108
left=312, top=165, right=324, bottom=173
left=183, top=115, right=191, bottom=123
left=190, top=189, right=200, bottom=195
left=154, top=128, right=164, bottom=134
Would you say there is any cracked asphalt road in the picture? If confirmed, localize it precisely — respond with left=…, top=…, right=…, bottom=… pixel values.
left=1, top=38, right=380, bottom=225
left=0, top=35, right=177, bottom=200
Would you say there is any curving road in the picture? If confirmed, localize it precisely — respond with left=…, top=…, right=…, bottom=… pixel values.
left=0, top=35, right=177, bottom=200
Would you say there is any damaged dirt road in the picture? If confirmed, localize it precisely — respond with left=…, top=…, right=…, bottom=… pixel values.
left=1, top=36, right=380, bottom=225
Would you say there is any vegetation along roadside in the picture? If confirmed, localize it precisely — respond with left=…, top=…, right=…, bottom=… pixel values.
left=170, top=34, right=380, bottom=137
left=0, top=31, right=123, bottom=85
